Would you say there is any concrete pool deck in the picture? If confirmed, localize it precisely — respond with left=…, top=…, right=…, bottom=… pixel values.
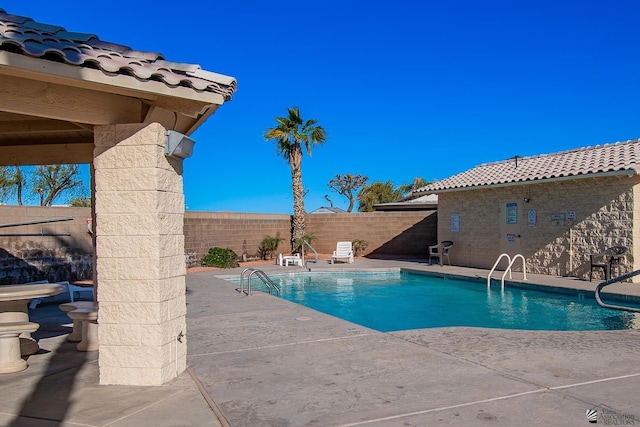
left=187, top=258, right=640, bottom=426
left=1, top=258, right=639, bottom=426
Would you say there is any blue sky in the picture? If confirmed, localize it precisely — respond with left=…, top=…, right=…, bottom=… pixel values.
left=7, top=1, right=640, bottom=213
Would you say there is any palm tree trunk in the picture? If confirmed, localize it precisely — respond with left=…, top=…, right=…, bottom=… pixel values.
left=289, top=146, right=305, bottom=250
left=15, top=166, right=23, bottom=206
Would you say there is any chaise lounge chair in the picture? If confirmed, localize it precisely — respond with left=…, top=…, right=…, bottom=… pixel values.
left=331, top=241, right=354, bottom=264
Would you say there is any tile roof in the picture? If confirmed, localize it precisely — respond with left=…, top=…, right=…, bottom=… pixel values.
left=0, top=8, right=236, bottom=100
left=416, top=139, right=640, bottom=193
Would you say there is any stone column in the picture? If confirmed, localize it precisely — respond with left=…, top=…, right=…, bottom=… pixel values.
left=93, top=123, right=187, bottom=385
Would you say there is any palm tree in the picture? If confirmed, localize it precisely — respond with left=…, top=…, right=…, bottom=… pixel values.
left=265, top=107, right=327, bottom=249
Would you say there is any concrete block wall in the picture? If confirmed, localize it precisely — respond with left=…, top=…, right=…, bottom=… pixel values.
left=306, top=211, right=437, bottom=256
left=436, top=175, right=638, bottom=280
left=184, top=210, right=437, bottom=260
left=1, top=208, right=438, bottom=282
left=184, top=212, right=291, bottom=261
left=0, top=206, right=93, bottom=284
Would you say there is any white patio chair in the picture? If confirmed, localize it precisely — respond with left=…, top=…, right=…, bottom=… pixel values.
left=331, top=241, right=354, bottom=264
left=428, top=241, right=453, bottom=266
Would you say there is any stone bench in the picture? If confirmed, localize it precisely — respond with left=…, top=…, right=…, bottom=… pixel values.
left=60, top=303, right=98, bottom=352
left=0, top=321, right=39, bottom=374
left=67, top=308, right=98, bottom=352
left=59, top=301, right=97, bottom=343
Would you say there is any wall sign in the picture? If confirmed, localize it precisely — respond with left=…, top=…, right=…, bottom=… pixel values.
left=551, top=213, right=565, bottom=226
left=451, top=213, right=460, bottom=232
left=507, top=233, right=516, bottom=242
left=506, top=202, right=518, bottom=224
left=566, top=210, right=576, bottom=221
left=527, top=209, right=536, bottom=227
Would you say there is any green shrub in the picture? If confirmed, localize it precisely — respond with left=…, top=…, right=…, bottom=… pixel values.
left=352, top=239, right=368, bottom=256
left=201, top=247, right=239, bottom=268
left=258, top=232, right=284, bottom=260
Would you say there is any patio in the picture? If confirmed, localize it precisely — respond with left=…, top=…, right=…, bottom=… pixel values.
left=0, top=258, right=639, bottom=426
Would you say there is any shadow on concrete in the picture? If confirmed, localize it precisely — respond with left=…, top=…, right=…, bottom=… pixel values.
left=8, top=304, right=89, bottom=426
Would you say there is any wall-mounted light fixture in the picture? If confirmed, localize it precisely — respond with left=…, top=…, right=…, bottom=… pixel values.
left=523, top=197, right=530, bottom=203
left=165, top=130, right=196, bottom=159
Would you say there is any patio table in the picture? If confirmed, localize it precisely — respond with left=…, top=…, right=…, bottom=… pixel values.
left=0, top=283, right=65, bottom=357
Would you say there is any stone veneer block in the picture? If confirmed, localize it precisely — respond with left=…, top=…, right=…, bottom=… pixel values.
left=99, top=343, right=171, bottom=369
left=97, top=323, right=144, bottom=346
left=98, top=301, right=164, bottom=325
left=96, top=277, right=185, bottom=303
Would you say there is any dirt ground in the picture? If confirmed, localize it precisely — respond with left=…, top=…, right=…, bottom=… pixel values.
left=186, top=253, right=335, bottom=274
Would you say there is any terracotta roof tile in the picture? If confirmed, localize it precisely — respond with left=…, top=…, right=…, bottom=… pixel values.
left=0, top=8, right=236, bottom=100
left=416, top=139, right=640, bottom=193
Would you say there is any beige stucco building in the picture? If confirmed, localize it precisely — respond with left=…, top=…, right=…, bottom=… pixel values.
left=0, top=9, right=236, bottom=385
left=415, top=140, right=640, bottom=281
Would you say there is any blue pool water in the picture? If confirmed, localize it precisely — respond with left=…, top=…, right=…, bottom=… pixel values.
left=243, top=271, right=640, bottom=332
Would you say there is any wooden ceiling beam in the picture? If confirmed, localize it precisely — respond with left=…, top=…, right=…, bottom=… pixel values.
left=0, top=143, right=94, bottom=165
left=0, top=75, right=143, bottom=125
left=0, top=119, right=90, bottom=134
left=0, top=135, right=93, bottom=146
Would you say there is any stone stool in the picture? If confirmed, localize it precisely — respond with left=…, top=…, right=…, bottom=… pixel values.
left=59, top=301, right=97, bottom=343
left=67, top=308, right=98, bottom=352
left=0, top=321, right=39, bottom=374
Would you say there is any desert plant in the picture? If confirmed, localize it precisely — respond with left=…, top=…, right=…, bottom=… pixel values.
left=201, top=247, right=239, bottom=268
left=258, top=232, right=285, bottom=260
left=352, top=239, right=368, bottom=256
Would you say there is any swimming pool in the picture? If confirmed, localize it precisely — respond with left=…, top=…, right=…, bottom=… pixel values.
left=241, top=271, right=640, bottom=332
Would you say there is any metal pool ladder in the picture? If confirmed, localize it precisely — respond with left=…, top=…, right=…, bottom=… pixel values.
left=301, top=241, right=318, bottom=270
left=595, top=269, right=640, bottom=313
left=238, top=268, right=280, bottom=296
left=487, top=253, right=527, bottom=290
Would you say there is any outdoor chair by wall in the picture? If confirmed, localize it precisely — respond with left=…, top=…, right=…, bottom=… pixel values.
left=29, top=280, right=94, bottom=309
left=428, top=241, right=453, bottom=266
left=331, top=241, right=354, bottom=264
left=589, top=246, right=627, bottom=282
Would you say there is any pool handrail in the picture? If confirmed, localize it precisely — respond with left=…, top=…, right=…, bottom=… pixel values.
left=301, top=240, right=318, bottom=270
left=239, top=268, right=280, bottom=296
left=500, top=254, right=527, bottom=290
left=487, top=253, right=512, bottom=288
left=595, top=269, right=640, bottom=313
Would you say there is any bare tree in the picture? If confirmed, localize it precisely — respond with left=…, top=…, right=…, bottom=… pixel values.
left=328, top=173, right=368, bottom=212
left=33, top=165, right=84, bottom=206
